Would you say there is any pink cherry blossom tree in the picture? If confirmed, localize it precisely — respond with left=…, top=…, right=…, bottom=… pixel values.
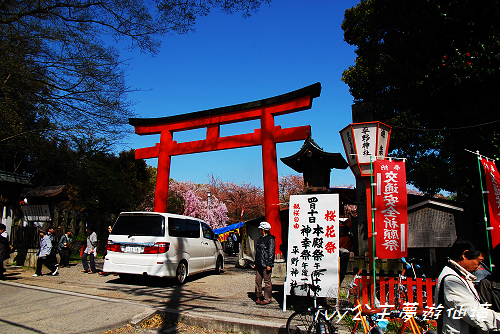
left=179, top=188, right=228, bottom=229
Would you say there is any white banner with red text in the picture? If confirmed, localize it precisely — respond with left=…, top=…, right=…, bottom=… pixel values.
left=373, top=160, right=408, bottom=259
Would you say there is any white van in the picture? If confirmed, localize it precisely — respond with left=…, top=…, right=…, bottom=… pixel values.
left=103, top=212, right=224, bottom=284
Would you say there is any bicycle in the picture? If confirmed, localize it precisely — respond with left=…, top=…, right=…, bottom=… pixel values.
left=286, top=268, right=338, bottom=334
left=344, top=260, right=437, bottom=334
left=381, top=258, right=437, bottom=334
left=337, top=269, right=385, bottom=334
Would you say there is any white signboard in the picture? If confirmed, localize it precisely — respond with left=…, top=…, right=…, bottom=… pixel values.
left=284, top=194, right=339, bottom=301
left=22, top=205, right=51, bottom=222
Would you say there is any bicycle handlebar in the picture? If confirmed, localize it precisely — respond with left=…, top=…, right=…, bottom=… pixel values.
left=401, top=257, right=423, bottom=264
left=401, top=257, right=426, bottom=279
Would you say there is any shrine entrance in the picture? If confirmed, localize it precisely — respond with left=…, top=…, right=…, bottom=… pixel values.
left=129, top=83, right=322, bottom=256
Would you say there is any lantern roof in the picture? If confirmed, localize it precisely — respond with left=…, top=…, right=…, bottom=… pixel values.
left=281, top=135, right=348, bottom=172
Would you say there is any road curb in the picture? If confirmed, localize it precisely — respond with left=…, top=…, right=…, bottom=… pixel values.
left=131, top=308, right=160, bottom=327
left=156, top=307, right=287, bottom=334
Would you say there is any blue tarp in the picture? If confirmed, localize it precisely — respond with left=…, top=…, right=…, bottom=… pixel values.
left=213, top=222, right=244, bottom=234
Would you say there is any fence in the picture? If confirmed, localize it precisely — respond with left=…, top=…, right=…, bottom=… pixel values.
left=356, top=273, right=437, bottom=308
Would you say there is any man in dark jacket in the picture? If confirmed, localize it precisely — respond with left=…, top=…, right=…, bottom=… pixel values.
left=478, top=244, right=500, bottom=312
left=57, top=229, right=72, bottom=267
left=254, top=221, right=275, bottom=305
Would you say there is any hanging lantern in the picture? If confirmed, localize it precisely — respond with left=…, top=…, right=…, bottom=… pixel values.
left=339, top=121, right=392, bottom=178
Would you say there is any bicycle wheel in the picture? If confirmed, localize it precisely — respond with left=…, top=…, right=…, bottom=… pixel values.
left=316, top=317, right=337, bottom=334
left=386, top=287, right=408, bottom=309
left=286, top=311, right=337, bottom=334
left=368, top=325, right=384, bottom=334
left=287, top=311, right=315, bottom=334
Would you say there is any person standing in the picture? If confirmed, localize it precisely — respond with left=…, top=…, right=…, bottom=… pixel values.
left=233, top=231, right=240, bottom=255
left=81, top=227, right=97, bottom=274
left=435, top=238, right=500, bottom=334
left=226, top=232, right=234, bottom=257
left=47, top=225, right=58, bottom=267
left=99, top=225, right=112, bottom=275
left=57, top=229, right=72, bottom=267
left=0, top=224, right=10, bottom=280
left=33, top=228, right=58, bottom=277
left=254, top=221, right=275, bottom=305
left=339, top=226, right=353, bottom=284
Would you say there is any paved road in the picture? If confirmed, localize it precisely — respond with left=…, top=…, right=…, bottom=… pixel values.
left=0, top=282, right=155, bottom=334
left=1, top=258, right=333, bottom=333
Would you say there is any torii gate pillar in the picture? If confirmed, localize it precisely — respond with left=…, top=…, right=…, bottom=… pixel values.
left=261, top=107, right=281, bottom=242
left=129, top=83, right=322, bottom=257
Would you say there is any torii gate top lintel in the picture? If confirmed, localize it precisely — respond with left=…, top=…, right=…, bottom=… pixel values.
left=129, top=82, right=321, bottom=131
left=130, top=82, right=322, bottom=258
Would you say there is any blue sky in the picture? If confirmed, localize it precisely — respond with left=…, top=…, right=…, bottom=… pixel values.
left=121, top=0, right=360, bottom=188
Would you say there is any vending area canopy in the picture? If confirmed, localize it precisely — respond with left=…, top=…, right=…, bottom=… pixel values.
left=214, top=222, right=244, bottom=235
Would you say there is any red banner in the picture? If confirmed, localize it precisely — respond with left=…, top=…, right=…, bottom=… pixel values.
left=373, top=160, right=408, bottom=259
left=481, top=159, right=500, bottom=249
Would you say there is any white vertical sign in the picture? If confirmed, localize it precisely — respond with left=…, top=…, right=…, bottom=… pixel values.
left=284, top=194, right=339, bottom=300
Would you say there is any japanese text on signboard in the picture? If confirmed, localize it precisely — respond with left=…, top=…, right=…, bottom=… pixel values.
left=374, top=160, right=408, bottom=258
left=481, top=159, right=500, bottom=248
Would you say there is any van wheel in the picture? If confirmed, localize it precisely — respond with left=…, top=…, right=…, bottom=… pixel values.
left=176, top=262, right=187, bottom=284
left=215, top=256, right=222, bottom=275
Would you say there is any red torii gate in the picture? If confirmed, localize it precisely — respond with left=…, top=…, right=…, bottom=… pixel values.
left=129, top=83, right=322, bottom=256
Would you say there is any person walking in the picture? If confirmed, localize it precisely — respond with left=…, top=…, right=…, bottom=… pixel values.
left=47, top=225, right=58, bottom=267
left=435, top=238, right=500, bottom=334
left=57, top=229, right=72, bottom=267
left=82, top=227, right=97, bottom=274
left=0, top=223, right=10, bottom=280
left=33, top=228, right=58, bottom=277
left=254, top=221, right=275, bottom=306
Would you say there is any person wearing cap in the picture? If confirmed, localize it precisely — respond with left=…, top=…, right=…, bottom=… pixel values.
left=33, top=227, right=58, bottom=277
left=254, top=221, right=275, bottom=305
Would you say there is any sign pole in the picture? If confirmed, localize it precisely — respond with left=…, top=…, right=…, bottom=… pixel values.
left=369, top=156, right=376, bottom=306
left=476, top=151, right=493, bottom=269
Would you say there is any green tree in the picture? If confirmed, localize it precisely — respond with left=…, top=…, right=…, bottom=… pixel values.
left=25, top=138, right=78, bottom=186
left=342, top=0, right=500, bottom=200
left=0, top=0, right=271, bottom=174
left=70, top=146, right=155, bottom=214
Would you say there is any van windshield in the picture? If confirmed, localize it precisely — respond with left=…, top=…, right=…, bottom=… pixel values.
left=112, top=214, right=165, bottom=237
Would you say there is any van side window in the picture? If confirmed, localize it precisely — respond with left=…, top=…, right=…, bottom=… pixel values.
left=186, top=220, right=201, bottom=238
left=201, top=223, right=214, bottom=240
left=168, top=218, right=200, bottom=238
